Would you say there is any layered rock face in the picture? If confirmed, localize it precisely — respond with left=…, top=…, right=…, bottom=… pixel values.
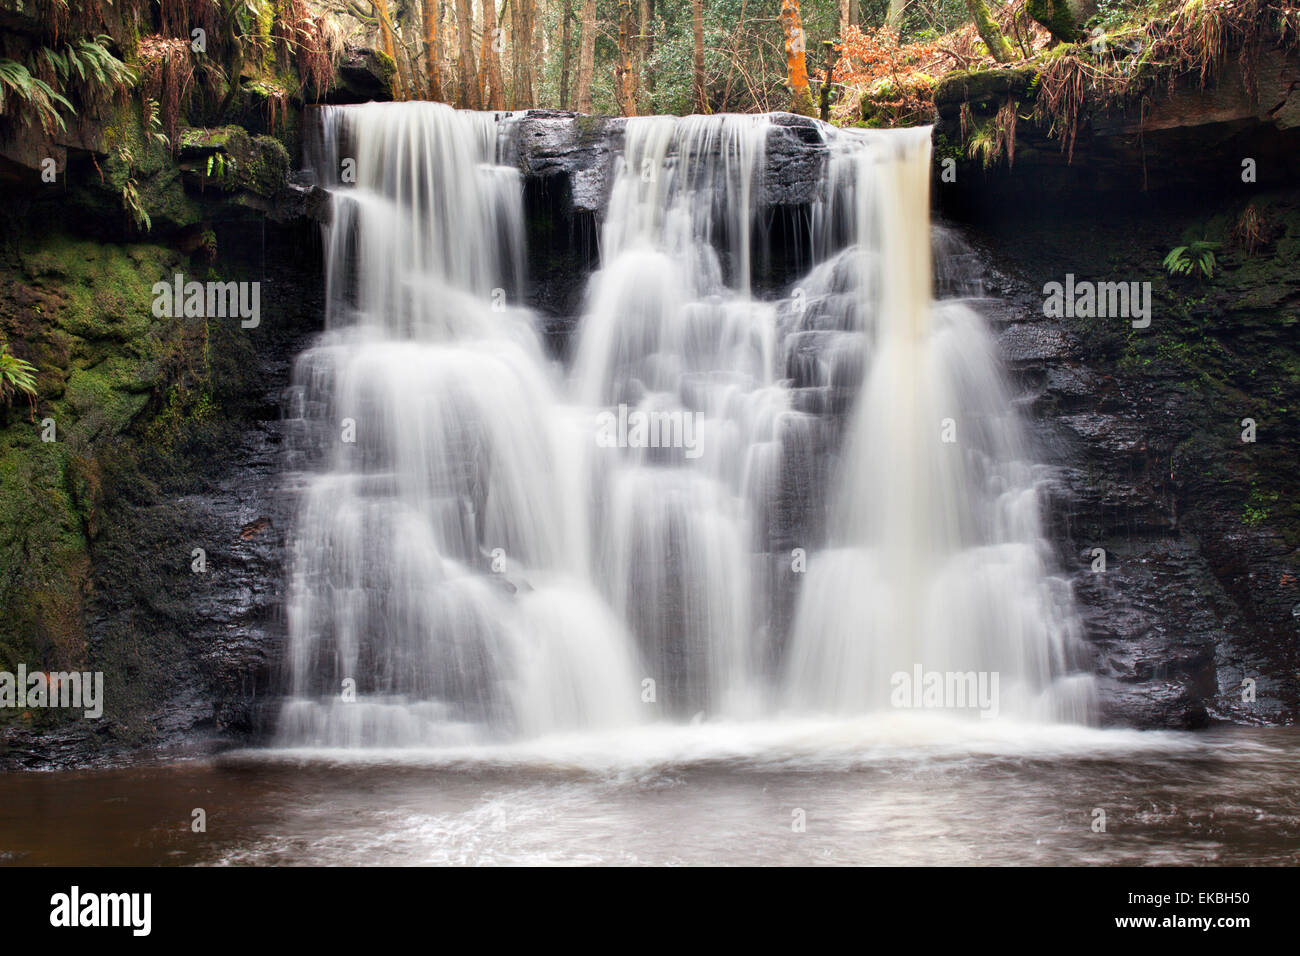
left=928, top=44, right=1300, bottom=729
left=933, top=48, right=1300, bottom=195
left=950, top=226, right=1299, bottom=730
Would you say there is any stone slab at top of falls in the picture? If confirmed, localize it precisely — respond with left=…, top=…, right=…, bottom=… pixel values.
left=505, top=110, right=830, bottom=214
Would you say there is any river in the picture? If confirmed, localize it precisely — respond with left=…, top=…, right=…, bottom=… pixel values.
left=4, top=722, right=1297, bottom=866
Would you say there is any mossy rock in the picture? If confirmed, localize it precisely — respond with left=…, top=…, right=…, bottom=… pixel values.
left=76, top=101, right=201, bottom=235
left=220, top=78, right=302, bottom=146
left=246, top=136, right=290, bottom=197
left=869, top=77, right=900, bottom=100
left=179, top=125, right=290, bottom=199
left=370, top=49, right=397, bottom=83
left=336, top=47, right=397, bottom=102
left=0, top=235, right=194, bottom=678
left=934, top=68, right=1040, bottom=110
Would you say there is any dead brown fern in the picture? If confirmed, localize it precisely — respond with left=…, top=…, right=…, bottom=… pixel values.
left=159, top=0, right=217, bottom=42
left=296, top=14, right=344, bottom=97
left=995, top=95, right=1020, bottom=166
left=1033, top=53, right=1090, bottom=162
left=266, top=0, right=342, bottom=98
left=139, top=35, right=194, bottom=149
left=264, top=85, right=288, bottom=131
left=271, top=0, right=308, bottom=73
left=1147, top=0, right=1297, bottom=103
left=1230, top=202, right=1267, bottom=255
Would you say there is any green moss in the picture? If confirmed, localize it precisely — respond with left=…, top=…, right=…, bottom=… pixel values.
left=246, top=135, right=290, bottom=196
left=181, top=127, right=234, bottom=150
left=1027, top=0, right=1082, bottom=43
left=0, top=234, right=194, bottom=694
left=933, top=131, right=963, bottom=163
left=1242, top=484, right=1279, bottom=527
left=0, top=429, right=90, bottom=682
left=178, top=126, right=289, bottom=198
left=934, top=68, right=1039, bottom=109
left=370, top=49, right=397, bottom=83
left=145, top=380, right=217, bottom=454
left=22, top=239, right=166, bottom=349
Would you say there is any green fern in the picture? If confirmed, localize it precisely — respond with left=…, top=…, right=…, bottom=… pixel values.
left=115, top=144, right=152, bottom=233
left=72, top=36, right=136, bottom=87
left=1163, top=241, right=1219, bottom=279
left=0, top=59, right=74, bottom=133
left=4, top=36, right=132, bottom=137
left=142, top=98, right=170, bottom=150
left=0, top=343, right=38, bottom=410
left=120, top=175, right=151, bottom=232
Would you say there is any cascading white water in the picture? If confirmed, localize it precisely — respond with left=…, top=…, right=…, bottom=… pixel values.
left=277, top=103, right=1094, bottom=749
left=278, top=103, right=640, bottom=746
left=780, top=127, right=1095, bottom=721
left=573, top=114, right=789, bottom=718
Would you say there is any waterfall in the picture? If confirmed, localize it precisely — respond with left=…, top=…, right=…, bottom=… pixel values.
left=278, top=103, right=640, bottom=746
left=276, top=104, right=1094, bottom=749
left=573, top=114, right=781, bottom=718
left=780, top=128, right=1096, bottom=722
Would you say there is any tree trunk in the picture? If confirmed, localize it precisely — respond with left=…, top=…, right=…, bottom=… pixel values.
left=615, top=0, right=637, bottom=115
left=531, top=0, right=543, bottom=87
left=886, top=0, right=904, bottom=30
left=1026, top=0, right=1080, bottom=45
left=576, top=0, right=597, bottom=113
left=838, top=0, right=849, bottom=38
left=511, top=0, right=536, bottom=107
left=454, top=0, right=480, bottom=108
left=560, top=0, right=573, bottom=108
left=423, top=0, right=446, bottom=101
left=638, top=0, right=654, bottom=111
left=779, top=0, right=814, bottom=116
left=819, top=39, right=834, bottom=121
left=965, top=0, right=1017, bottom=63
left=691, top=0, right=705, bottom=113
left=390, top=2, right=419, bottom=101
left=373, top=0, right=405, bottom=98
left=484, top=0, right=507, bottom=108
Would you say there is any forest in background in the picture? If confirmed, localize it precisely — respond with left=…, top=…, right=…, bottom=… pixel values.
left=350, top=0, right=968, bottom=115
left=1, top=1, right=1292, bottom=148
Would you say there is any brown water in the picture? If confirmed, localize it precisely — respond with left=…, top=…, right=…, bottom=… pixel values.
left=2, top=720, right=1297, bottom=866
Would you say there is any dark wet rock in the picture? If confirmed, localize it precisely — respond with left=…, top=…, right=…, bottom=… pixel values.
left=938, top=48, right=1300, bottom=208
left=955, top=199, right=1300, bottom=730
left=1071, top=536, right=1228, bottom=729
left=511, top=111, right=625, bottom=214
left=999, top=323, right=1071, bottom=363
left=0, top=223, right=321, bottom=771
left=764, top=113, right=829, bottom=207
left=504, top=109, right=828, bottom=217
left=328, top=47, right=397, bottom=104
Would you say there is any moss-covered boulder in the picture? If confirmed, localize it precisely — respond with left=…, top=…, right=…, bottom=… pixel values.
left=66, top=101, right=205, bottom=236
left=934, top=67, right=1040, bottom=112
left=178, top=126, right=291, bottom=206
left=332, top=47, right=397, bottom=103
